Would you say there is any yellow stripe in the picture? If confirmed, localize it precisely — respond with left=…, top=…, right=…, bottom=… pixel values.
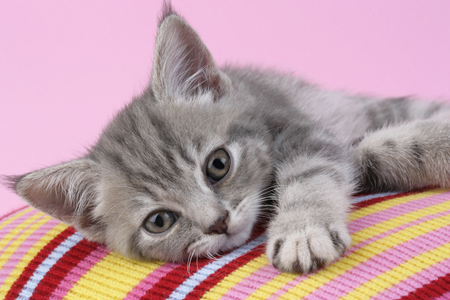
left=277, top=212, right=450, bottom=299
left=200, top=255, right=271, bottom=300
left=349, top=189, right=444, bottom=221
left=0, top=211, right=46, bottom=270
left=0, top=206, right=33, bottom=232
left=352, top=200, right=450, bottom=244
left=342, top=242, right=450, bottom=299
left=0, top=221, right=67, bottom=298
left=246, top=256, right=299, bottom=300
left=63, top=252, right=164, bottom=300
left=249, top=194, right=450, bottom=299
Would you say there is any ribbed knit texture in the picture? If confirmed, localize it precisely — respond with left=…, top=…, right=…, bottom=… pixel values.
left=1, top=189, right=450, bottom=299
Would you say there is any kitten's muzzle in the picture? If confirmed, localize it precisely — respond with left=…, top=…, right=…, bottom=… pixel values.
left=206, top=212, right=229, bottom=235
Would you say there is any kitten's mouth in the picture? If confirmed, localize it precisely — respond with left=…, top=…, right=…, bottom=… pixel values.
left=184, top=222, right=254, bottom=260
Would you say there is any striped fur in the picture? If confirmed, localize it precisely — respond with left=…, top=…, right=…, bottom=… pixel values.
left=5, top=5, right=450, bottom=273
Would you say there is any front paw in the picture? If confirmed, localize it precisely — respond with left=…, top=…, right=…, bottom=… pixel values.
left=266, top=221, right=351, bottom=273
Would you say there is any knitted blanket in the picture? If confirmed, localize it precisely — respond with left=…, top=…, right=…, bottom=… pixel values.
left=1, top=189, right=450, bottom=299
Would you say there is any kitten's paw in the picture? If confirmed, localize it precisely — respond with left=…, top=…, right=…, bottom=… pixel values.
left=266, top=222, right=351, bottom=273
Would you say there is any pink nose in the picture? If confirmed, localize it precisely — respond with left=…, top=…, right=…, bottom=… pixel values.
left=206, top=212, right=228, bottom=234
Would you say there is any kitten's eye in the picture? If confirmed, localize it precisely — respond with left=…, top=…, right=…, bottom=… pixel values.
left=144, top=211, right=177, bottom=234
left=205, top=148, right=231, bottom=184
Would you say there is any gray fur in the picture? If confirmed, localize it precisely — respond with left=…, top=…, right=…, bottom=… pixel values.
left=6, top=7, right=450, bottom=273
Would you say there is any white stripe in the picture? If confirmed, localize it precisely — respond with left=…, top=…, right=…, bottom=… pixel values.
left=168, top=235, right=267, bottom=300
left=352, top=192, right=399, bottom=204
left=18, top=232, right=83, bottom=299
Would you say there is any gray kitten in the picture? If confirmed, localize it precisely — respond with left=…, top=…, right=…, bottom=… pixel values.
left=6, top=5, right=450, bottom=274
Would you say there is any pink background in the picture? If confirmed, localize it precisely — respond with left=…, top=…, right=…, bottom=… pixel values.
left=1, top=1, right=450, bottom=216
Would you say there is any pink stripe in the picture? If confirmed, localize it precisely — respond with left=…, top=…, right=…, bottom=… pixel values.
left=220, top=264, right=280, bottom=300
left=123, top=263, right=178, bottom=300
left=265, top=275, right=309, bottom=300
left=436, top=290, right=450, bottom=300
left=373, top=257, right=450, bottom=300
left=221, top=193, right=450, bottom=300
left=0, top=218, right=59, bottom=287
left=0, top=211, right=41, bottom=258
left=0, top=209, right=38, bottom=246
left=266, top=192, right=425, bottom=300
left=0, top=206, right=29, bottom=223
left=306, top=213, right=450, bottom=300
left=348, top=192, right=450, bottom=233
left=48, top=245, right=110, bottom=300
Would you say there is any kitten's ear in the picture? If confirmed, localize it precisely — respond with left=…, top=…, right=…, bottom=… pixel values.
left=5, top=159, right=105, bottom=241
left=151, top=11, right=231, bottom=101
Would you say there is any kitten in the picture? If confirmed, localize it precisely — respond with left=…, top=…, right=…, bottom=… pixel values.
left=6, top=4, right=450, bottom=274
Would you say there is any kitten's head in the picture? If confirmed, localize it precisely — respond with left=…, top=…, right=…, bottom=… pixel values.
left=7, top=7, right=273, bottom=262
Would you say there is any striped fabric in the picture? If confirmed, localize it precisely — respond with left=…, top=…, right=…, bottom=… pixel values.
left=1, top=189, right=450, bottom=299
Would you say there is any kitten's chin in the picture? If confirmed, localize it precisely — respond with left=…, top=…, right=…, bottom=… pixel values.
left=185, top=222, right=254, bottom=260
left=220, top=224, right=254, bottom=252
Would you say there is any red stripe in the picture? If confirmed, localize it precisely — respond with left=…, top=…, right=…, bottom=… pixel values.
left=353, top=190, right=420, bottom=209
left=0, top=205, right=29, bottom=222
left=140, top=226, right=266, bottom=300
left=140, top=259, right=211, bottom=300
left=399, top=272, right=450, bottom=300
left=185, top=245, right=265, bottom=300
left=5, top=226, right=76, bottom=300
left=30, top=238, right=100, bottom=300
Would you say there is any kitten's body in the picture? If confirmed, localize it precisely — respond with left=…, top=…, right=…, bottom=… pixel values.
left=7, top=6, right=450, bottom=273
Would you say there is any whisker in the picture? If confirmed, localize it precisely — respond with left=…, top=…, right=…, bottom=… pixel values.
left=187, top=250, right=195, bottom=275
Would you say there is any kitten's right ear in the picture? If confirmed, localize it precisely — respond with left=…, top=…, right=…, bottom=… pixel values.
left=4, top=159, right=105, bottom=241
left=151, top=7, right=231, bottom=101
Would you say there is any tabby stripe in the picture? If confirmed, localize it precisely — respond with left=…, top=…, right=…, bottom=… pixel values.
left=30, top=239, right=100, bottom=300
left=4, top=226, right=75, bottom=299
left=373, top=257, right=450, bottom=300
left=17, top=232, right=83, bottom=299
left=167, top=235, right=266, bottom=300
left=184, top=244, right=265, bottom=299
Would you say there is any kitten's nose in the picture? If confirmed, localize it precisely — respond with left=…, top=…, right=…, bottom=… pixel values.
left=206, top=212, right=228, bottom=235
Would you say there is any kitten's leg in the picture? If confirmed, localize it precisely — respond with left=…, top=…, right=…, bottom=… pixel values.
left=266, top=123, right=354, bottom=273
left=355, top=119, right=450, bottom=192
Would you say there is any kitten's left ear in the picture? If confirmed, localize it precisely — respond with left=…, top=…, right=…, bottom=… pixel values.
left=5, top=159, right=105, bottom=242
left=151, top=11, right=231, bottom=101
